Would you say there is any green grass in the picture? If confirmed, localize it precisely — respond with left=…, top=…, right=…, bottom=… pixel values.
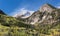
left=0, top=14, right=60, bottom=36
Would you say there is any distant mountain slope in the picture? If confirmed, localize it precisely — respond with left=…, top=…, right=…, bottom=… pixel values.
left=0, top=10, right=6, bottom=15
left=14, top=11, right=34, bottom=19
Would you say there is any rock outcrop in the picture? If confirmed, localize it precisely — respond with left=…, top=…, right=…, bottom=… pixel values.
left=25, top=4, right=60, bottom=25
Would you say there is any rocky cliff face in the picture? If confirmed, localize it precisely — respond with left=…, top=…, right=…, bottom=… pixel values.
left=25, top=4, right=60, bottom=25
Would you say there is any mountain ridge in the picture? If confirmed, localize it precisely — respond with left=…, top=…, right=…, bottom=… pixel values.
left=0, top=10, right=6, bottom=15
left=23, top=3, right=60, bottom=25
left=0, top=3, right=60, bottom=36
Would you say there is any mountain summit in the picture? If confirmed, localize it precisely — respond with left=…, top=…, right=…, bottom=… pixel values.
left=39, top=3, right=56, bottom=12
left=24, top=3, right=60, bottom=25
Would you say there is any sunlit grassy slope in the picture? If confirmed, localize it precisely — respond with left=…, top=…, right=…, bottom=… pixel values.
left=0, top=14, right=60, bottom=36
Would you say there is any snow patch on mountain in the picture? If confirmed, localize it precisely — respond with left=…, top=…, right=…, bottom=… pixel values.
left=13, top=8, right=34, bottom=18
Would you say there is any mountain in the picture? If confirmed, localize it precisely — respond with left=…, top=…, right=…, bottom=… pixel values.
left=0, top=10, right=6, bottom=15
left=15, top=12, right=31, bottom=18
left=15, top=11, right=34, bottom=19
left=0, top=13, right=35, bottom=36
left=25, top=3, right=60, bottom=25
left=0, top=3, right=60, bottom=36
left=23, top=4, right=60, bottom=36
left=21, top=12, right=31, bottom=18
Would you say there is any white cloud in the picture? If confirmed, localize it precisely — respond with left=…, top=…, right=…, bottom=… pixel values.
left=12, top=8, right=34, bottom=18
left=57, top=6, right=60, bottom=8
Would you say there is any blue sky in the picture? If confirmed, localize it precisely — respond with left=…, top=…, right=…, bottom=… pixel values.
left=0, top=0, right=60, bottom=16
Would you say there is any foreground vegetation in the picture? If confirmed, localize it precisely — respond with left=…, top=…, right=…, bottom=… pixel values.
left=0, top=14, right=60, bottom=36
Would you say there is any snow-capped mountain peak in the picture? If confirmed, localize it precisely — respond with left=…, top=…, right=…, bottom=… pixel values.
left=14, top=11, right=34, bottom=18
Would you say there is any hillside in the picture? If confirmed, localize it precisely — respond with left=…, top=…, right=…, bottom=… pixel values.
left=0, top=14, right=36, bottom=36
left=0, top=3, right=60, bottom=36
left=0, top=14, right=60, bottom=36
